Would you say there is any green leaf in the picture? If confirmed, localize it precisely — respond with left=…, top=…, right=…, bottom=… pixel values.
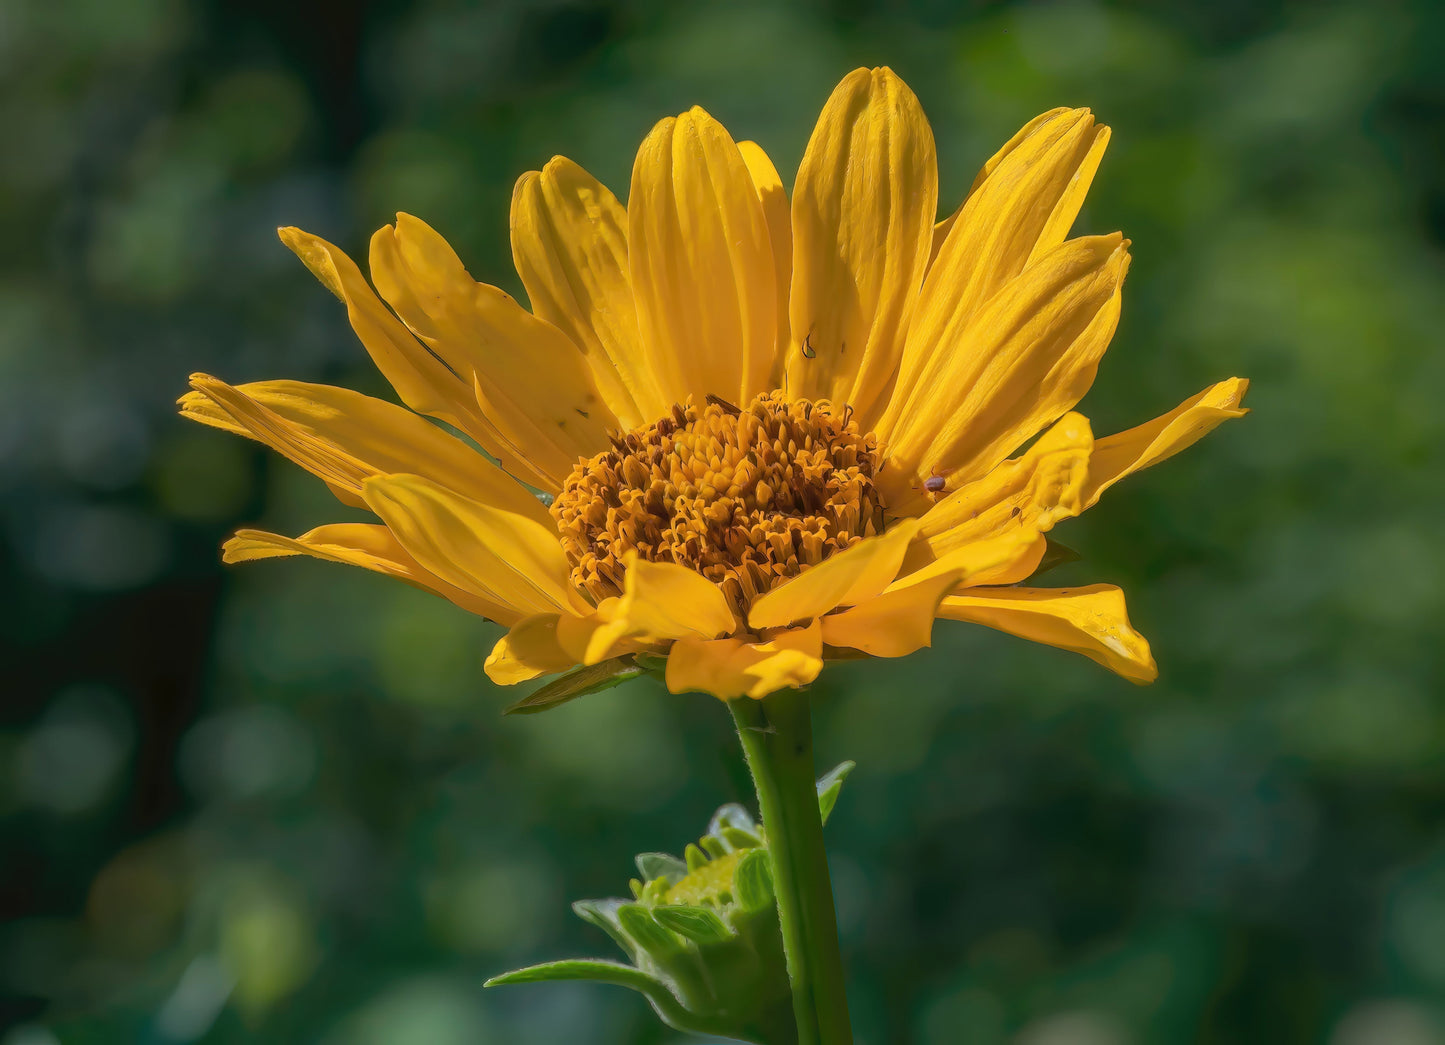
left=635, top=852, right=688, bottom=883
left=502, top=658, right=644, bottom=715
left=816, top=760, right=856, bottom=825
left=732, top=849, right=774, bottom=913
left=652, top=905, right=734, bottom=943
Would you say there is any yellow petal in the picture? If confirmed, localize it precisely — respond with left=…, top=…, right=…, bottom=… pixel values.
left=910, top=412, right=1093, bottom=554
left=820, top=569, right=961, bottom=657
left=785, top=67, right=937, bottom=427
left=629, top=107, right=777, bottom=407
left=938, top=584, right=1157, bottom=684
left=277, top=227, right=492, bottom=454
left=879, top=234, right=1129, bottom=504
left=665, top=621, right=824, bottom=700
left=971, top=533, right=1049, bottom=588
left=928, top=107, right=1073, bottom=269
left=557, top=557, right=737, bottom=665
left=737, top=139, right=793, bottom=376
left=1082, top=378, right=1250, bottom=509
left=222, top=523, right=517, bottom=623
left=485, top=614, right=579, bottom=685
left=181, top=377, right=551, bottom=523
left=363, top=473, right=586, bottom=619
left=510, top=158, right=667, bottom=428
left=747, top=518, right=921, bottom=630
left=893, top=109, right=1108, bottom=427
left=888, top=527, right=1043, bottom=594
left=369, top=213, right=618, bottom=488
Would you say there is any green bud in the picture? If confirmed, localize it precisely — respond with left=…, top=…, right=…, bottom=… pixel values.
left=486, top=762, right=857, bottom=1043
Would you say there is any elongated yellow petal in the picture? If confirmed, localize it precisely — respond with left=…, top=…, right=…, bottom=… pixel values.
left=938, top=584, right=1157, bottom=683
left=928, top=107, right=1072, bottom=269
left=738, top=139, right=793, bottom=376
left=747, top=519, right=921, bottom=630
left=629, top=107, right=777, bottom=407
left=785, top=67, right=936, bottom=427
left=879, top=234, right=1129, bottom=505
left=665, top=621, right=824, bottom=700
left=888, top=527, right=1042, bottom=593
left=974, top=534, right=1049, bottom=587
left=278, top=227, right=492, bottom=451
left=820, top=569, right=961, bottom=657
left=510, top=158, right=666, bottom=428
left=181, top=377, right=550, bottom=523
left=557, top=557, right=737, bottom=665
left=911, top=413, right=1092, bottom=556
left=223, top=523, right=517, bottom=623
left=892, top=110, right=1109, bottom=431
left=485, top=614, right=579, bottom=684
left=363, top=473, right=586, bottom=619
left=1082, top=378, right=1250, bottom=509
left=368, top=213, right=617, bottom=488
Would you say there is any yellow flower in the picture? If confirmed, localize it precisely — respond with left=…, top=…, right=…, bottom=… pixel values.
left=181, top=67, right=1248, bottom=702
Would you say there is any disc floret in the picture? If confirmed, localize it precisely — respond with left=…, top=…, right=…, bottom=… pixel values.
left=551, top=391, right=885, bottom=617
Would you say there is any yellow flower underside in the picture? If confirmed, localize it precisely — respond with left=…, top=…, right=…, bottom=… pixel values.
left=182, top=66, right=1249, bottom=702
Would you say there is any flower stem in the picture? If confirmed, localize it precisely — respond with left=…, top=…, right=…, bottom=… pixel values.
left=730, top=690, right=854, bottom=1045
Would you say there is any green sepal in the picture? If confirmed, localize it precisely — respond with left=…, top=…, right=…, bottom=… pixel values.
left=684, top=842, right=708, bottom=871
left=709, top=802, right=757, bottom=834
left=616, top=903, right=686, bottom=959
left=635, top=852, right=688, bottom=883
left=1025, top=538, right=1081, bottom=581
left=571, top=899, right=636, bottom=960
left=652, top=904, right=734, bottom=943
left=484, top=960, right=737, bottom=1040
left=721, top=825, right=763, bottom=850
left=485, top=958, right=655, bottom=989
left=816, top=760, right=856, bottom=825
left=732, top=848, right=775, bottom=913
left=502, top=657, right=644, bottom=715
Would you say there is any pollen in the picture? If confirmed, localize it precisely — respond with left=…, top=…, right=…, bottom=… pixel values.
left=551, top=391, right=885, bottom=617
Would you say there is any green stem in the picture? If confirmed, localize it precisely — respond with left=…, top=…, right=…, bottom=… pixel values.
left=730, top=690, right=854, bottom=1045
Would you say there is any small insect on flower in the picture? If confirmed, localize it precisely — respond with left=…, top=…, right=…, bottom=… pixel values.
left=916, top=467, right=953, bottom=501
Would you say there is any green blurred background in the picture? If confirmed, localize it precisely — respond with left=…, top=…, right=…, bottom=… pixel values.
left=3, top=0, right=1443, bottom=1042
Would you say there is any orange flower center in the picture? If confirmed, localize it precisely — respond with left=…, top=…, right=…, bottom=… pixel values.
left=551, top=391, right=885, bottom=617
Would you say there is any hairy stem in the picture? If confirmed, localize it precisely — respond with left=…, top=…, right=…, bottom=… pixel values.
left=730, top=690, right=853, bottom=1045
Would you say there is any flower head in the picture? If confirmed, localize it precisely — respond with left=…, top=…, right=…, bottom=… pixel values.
left=181, top=67, right=1248, bottom=701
